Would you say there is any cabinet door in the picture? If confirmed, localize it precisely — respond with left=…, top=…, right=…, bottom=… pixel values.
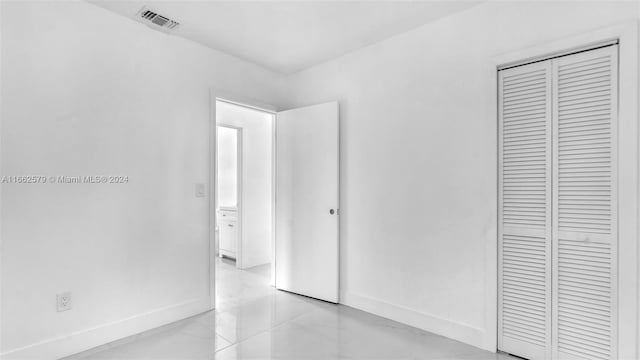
left=498, top=60, right=553, bottom=360
left=219, top=220, right=237, bottom=256
left=552, top=45, right=618, bottom=360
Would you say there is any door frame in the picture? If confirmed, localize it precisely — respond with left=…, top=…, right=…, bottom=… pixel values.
left=215, top=123, right=243, bottom=267
left=209, top=90, right=277, bottom=309
left=491, top=22, right=639, bottom=357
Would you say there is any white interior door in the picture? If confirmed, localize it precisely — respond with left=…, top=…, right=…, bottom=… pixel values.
left=552, top=45, right=618, bottom=360
left=498, top=44, right=619, bottom=360
left=498, top=60, right=553, bottom=360
left=275, top=101, right=339, bottom=303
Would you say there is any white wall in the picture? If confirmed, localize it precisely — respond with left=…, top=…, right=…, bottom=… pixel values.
left=3, top=1, right=640, bottom=358
left=284, top=0, right=640, bottom=353
left=0, top=1, right=284, bottom=358
left=217, top=126, right=239, bottom=209
left=216, top=101, right=273, bottom=269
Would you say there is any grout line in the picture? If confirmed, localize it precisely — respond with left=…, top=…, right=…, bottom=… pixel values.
left=213, top=299, right=327, bottom=354
left=214, top=332, right=234, bottom=346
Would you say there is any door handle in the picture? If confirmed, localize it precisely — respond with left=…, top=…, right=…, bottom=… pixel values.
left=329, top=209, right=336, bottom=215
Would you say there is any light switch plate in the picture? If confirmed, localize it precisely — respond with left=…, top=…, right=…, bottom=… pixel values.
left=195, top=183, right=206, bottom=198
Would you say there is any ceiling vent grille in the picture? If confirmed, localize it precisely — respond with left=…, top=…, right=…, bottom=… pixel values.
left=137, top=7, right=180, bottom=31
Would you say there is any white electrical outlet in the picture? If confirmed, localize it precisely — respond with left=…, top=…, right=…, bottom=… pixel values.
left=57, top=292, right=72, bottom=312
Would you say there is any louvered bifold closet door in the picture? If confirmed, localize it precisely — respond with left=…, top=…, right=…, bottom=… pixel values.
left=552, top=45, right=618, bottom=360
left=498, top=61, right=552, bottom=360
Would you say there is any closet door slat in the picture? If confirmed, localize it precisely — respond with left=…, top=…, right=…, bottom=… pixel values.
left=552, top=45, right=618, bottom=360
left=498, top=61, right=552, bottom=360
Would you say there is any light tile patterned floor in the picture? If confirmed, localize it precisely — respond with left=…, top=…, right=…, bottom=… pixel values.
left=66, top=258, right=515, bottom=360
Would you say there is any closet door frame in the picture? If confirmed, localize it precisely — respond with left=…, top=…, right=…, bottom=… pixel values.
left=491, top=22, right=639, bottom=359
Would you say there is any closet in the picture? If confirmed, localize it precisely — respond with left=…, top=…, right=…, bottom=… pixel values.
left=498, top=44, right=618, bottom=360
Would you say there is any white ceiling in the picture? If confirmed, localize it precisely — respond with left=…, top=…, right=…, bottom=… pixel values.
left=88, top=1, right=481, bottom=74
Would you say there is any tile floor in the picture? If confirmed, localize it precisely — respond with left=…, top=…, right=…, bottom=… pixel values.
left=66, top=258, right=515, bottom=360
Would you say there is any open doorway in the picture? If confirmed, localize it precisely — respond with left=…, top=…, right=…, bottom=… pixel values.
left=216, top=124, right=241, bottom=261
left=214, top=99, right=275, bottom=308
left=212, top=97, right=340, bottom=309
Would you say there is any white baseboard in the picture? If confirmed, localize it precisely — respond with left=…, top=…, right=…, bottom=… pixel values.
left=1, top=297, right=212, bottom=360
left=341, top=292, right=491, bottom=352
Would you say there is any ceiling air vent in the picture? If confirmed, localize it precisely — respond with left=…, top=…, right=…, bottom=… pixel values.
left=137, top=7, right=180, bottom=31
